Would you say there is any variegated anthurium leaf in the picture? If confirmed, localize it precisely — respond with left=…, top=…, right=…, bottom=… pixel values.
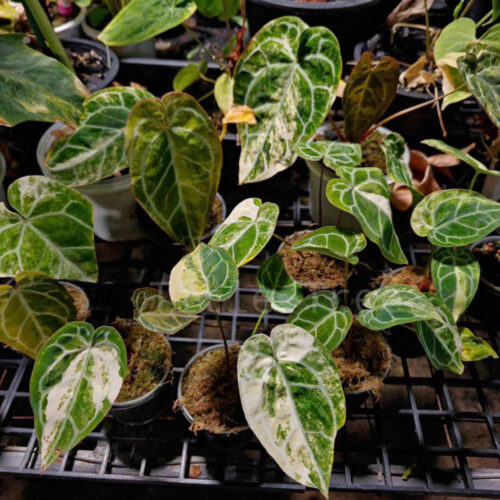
left=30, top=322, right=127, bottom=471
left=0, top=176, right=97, bottom=282
left=46, top=87, right=153, bottom=187
left=0, top=35, right=85, bottom=127
left=169, top=243, right=238, bottom=314
left=132, top=287, right=198, bottom=335
left=414, top=294, right=463, bottom=374
left=411, top=189, right=500, bottom=247
left=209, top=198, right=279, bottom=267
left=382, top=132, right=423, bottom=203
left=126, top=92, right=222, bottom=251
left=238, top=324, right=345, bottom=497
left=0, top=271, right=76, bottom=359
left=295, top=141, right=362, bottom=170
left=326, top=167, right=407, bottom=264
left=257, top=254, right=303, bottom=314
left=99, top=0, right=196, bottom=46
left=233, top=16, right=341, bottom=184
left=287, top=292, right=352, bottom=350
left=431, top=247, right=479, bottom=322
left=460, top=327, right=499, bottom=362
left=343, top=52, right=399, bottom=142
left=422, top=139, right=500, bottom=178
left=291, top=226, right=366, bottom=265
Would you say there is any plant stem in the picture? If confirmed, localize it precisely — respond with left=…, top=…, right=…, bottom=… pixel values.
left=211, top=301, right=230, bottom=365
left=222, top=0, right=233, bottom=53
left=251, top=303, right=270, bottom=337
left=459, top=0, right=476, bottom=18
left=183, top=24, right=225, bottom=71
left=476, top=9, right=493, bottom=27
left=272, top=233, right=287, bottom=244
left=424, top=245, right=435, bottom=282
left=469, top=171, right=480, bottom=190
left=23, top=0, right=73, bottom=70
left=424, top=0, right=431, bottom=61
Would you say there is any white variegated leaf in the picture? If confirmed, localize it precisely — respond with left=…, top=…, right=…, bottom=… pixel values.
left=209, top=198, right=279, bottom=267
left=30, top=322, right=127, bottom=471
left=295, top=141, right=362, bottom=170
left=238, top=324, right=345, bottom=497
left=287, top=292, right=352, bottom=350
left=169, top=243, right=238, bottom=314
left=132, top=287, right=198, bottom=335
left=460, top=327, right=498, bottom=362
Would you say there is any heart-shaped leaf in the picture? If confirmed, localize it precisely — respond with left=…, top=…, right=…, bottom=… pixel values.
left=209, top=198, right=279, bottom=267
left=257, top=253, right=303, bottom=314
left=0, top=176, right=98, bottom=282
left=290, top=226, right=366, bottom=265
left=126, top=92, right=222, bottom=251
left=30, top=322, right=127, bottom=471
left=214, top=73, right=234, bottom=114
left=238, top=324, right=345, bottom=498
left=173, top=61, right=208, bottom=92
left=99, top=0, right=196, bottom=46
left=431, top=247, right=479, bottom=321
left=295, top=141, right=362, bottom=170
left=343, top=52, right=399, bottom=142
left=411, top=189, right=500, bottom=246
left=169, top=243, right=238, bottom=314
left=233, top=16, right=341, bottom=184
left=132, top=287, right=198, bottom=335
left=434, top=18, right=476, bottom=64
left=0, top=271, right=76, bottom=359
left=195, top=0, right=239, bottom=20
left=326, top=167, right=407, bottom=264
left=460, top=327, right=498, bottom=361
left=287, top=291, right=352, bottom=350
left=46, top=87, right=153, bottom=187
left=0, top=35, right=85, bottom=127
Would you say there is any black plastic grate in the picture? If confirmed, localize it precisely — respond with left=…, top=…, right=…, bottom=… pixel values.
left=0, top=194, right=499, bottom=497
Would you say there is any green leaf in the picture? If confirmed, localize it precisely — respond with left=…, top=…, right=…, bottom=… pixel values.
left=132, top=287, right=198, bottom=335
left=295, top=141, right=362, bottom=170
left=291, top=226, right=366, bottom=265
left=46, top=87, right=153, bottom=187
left=326, top=167, right=407, bottom=264
left=99, top=0, right=196, bottom=46
left=431, top=247, right=479, bottom=322
left=434, top=18, right=476, bottom=64
left=214, top=73, right=234, bottom=114
left=257, top=253, right=303, bottom=314
left=0, top=34, right=85, bottom=127
left=411, top=189, right=500, bottom=247
left=0, top=176, right=98, bottom=282
left=460, top=327, right=498, bottom=361
left=287, top=292, right=352, bottom=350
left=238, top=324, right=345, bottom=498
left=233, top=16, right=341, bottom=184
left=209, top=198, right=279, bottom=267
left=422, top=139, right=500, bottom=177
left=493, top=0, right=500, bottom=21
left=343, top=52, right=399, bottom=142
left=169, top=243, right=238, bottom=314
left=0, top=271, right=76, bottom=359
left=126, top=92, right=222, bottom=251
left=173, top=61, right=208, bottom=92
left=30, top=322, right=127, bottom=471
left=195, top=0, right=239, bottom=20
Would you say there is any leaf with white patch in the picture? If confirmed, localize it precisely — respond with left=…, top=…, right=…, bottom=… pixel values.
left=238, top=324, right=345, bottom=498
left=132, top=287, right=198, bottom=335
left=126, top=92, right=222, bottom=251
left=295, top=141, right=362, bottom=170
left=209, top=198, right=279, bottom=267
left=46, top=87, right=153, bottom=187
left=326, top=167, right=407, bottom=264
left=257, top=254, right=303, bottom=314
left=431, top=247, right=479, bottom=321
left=0, top=271, right=76, bottom=359
left=460, top=328, right=499, bottom=362
left=0, top=176, right=97, bottom=282
left=30, top=322, right=127, bottom=471
left=169, top=243, right=238, bottom=314
left=233, top=16, right=341, bottom=184
left=287, top=292, right=352, bottom=350
left=411, top=189, right=500, bottom=247
left=291, top=226, right=366, bottom=265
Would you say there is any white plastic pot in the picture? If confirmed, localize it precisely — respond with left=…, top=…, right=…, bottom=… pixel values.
left=54, top=6, right=86, bottom=40
left=82, top=17, right=156, bottom=58
left=0, top=152, right=6, bottom=203
left=306, top=124, right=410, bottom=228
left=37, top=123, right=145, bottom=242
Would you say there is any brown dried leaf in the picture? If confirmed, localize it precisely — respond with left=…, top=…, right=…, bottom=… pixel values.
left=387, top=0, right=436, bottom=26
left=391, top=183, right=413, bottom=211
left=223, top=104, right=256, bottom=125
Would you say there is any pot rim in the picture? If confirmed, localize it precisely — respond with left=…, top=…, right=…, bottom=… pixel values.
left=177, top=343, right=249, bottom=435
left=470, top=235, right=500, bottom=292
left=53, top=6, right=86, bottom=33
left=248, top=0, right=380, bottom=12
